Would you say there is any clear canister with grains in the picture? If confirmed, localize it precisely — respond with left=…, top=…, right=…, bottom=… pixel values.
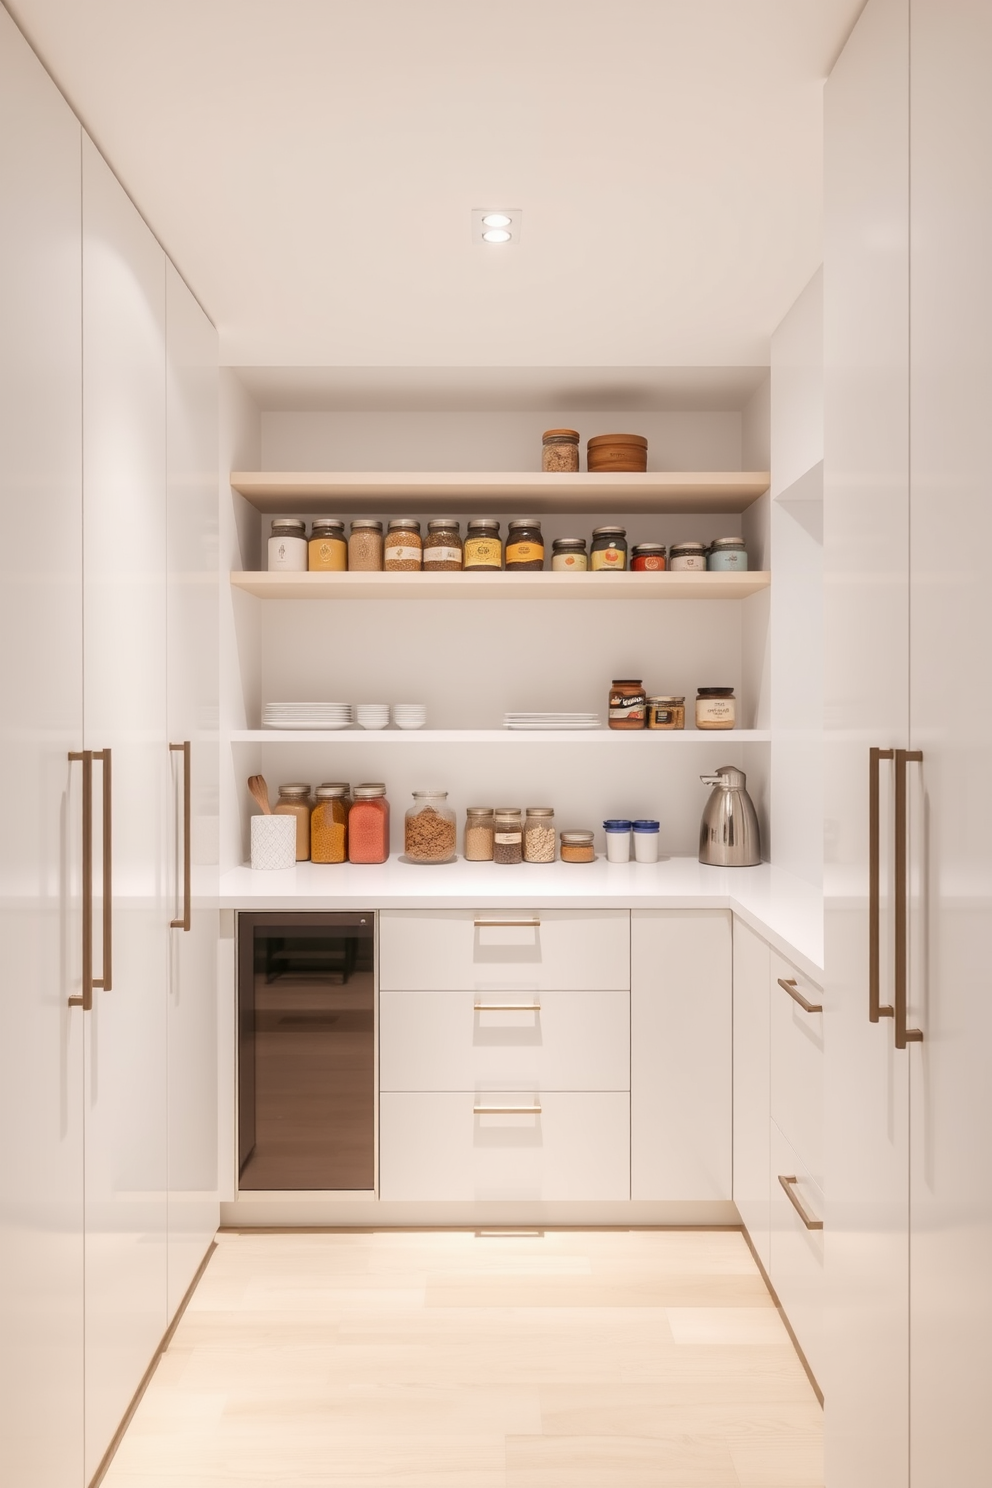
left=274, top=782, right=312, bottom=860
left=464, top=807, right=495, bottom=861
left=523, top=807, right=556, bottom=862
left=349, top=519, right=384, bottom=572
left=541, top=428, right=580, bottom=472
left=384, top=518, right=422, bottom=571
left=348, top=783, right=390, bottom=863
left=404, top=791, right=457, bottom=863
left=310, top=785, right=348, bottom=863
left=493, top=807, right=523, bottom=865
left=424, top=519, right=463, bottom=571
left=560, top=829, right=595, bottom=863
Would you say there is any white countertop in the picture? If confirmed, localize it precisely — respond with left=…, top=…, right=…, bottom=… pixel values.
left=213, top=855, right=824, bottom=980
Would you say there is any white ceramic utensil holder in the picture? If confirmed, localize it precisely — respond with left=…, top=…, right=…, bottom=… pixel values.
left=251, top=814, right=296, bottom=870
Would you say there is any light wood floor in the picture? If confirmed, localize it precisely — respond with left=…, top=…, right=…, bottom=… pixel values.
left=102, top=1229, right=823, bottom=1488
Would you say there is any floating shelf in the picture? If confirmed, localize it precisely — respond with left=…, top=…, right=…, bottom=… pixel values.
left=230, top=470, right=770, bottom=516
left=231, top=729, right=771, bottom=744
left=230, top=570, right=770, bottom=601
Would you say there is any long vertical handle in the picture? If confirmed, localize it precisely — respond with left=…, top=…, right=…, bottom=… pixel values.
left=94, top=749, right=112, bottom=990
left=170, top=741, right=191, bottom=931
left=894, top=748, right=923, bottom=1049
left=68, top=750, right=94, bottom=1010
left=869, top=747, right=895, bottom=1021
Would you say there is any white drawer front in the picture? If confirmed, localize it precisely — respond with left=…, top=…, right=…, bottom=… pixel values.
left=379, top=1091, right=630, bottom=1201
left=769, top=1120, right=824, bottom=1390
left=378, top=909, right=629, bottom=992
left=769, top=952, right=824, bottom=1189
left=380, top=988, right=630, bottom=1092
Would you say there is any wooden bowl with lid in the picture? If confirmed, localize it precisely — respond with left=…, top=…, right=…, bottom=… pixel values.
left=587, top=433, right=648, bottom=472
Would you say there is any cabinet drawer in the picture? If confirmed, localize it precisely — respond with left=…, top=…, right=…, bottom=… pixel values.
left=378, top=909, right=629, bottom=992
left=379, top=1091, right=630, bottom=1201
left=769, top=1120, right=824, bottom=1390
left=769, top=953, right=824, bottom=1188
left=380, top=988, right=629, bottom=1092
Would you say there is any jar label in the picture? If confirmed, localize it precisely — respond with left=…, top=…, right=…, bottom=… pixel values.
left=268, top=537, right=308, bottom=570
left=591, top=547, right=625, bottom=570
left=552, top=553, right=588, bottom=571
left=609, top=705, right=646, bottom=721
left=698, top=699, right=735, bottom=720
left=633, top=555, right=666, bottom=571
left=464, top=538, right=502, bottom=566
left=309, top=538, right=347, bottom=571
left=506, top=541, right=544, bottom=564
left=494, top=831, right=522, bottom=845
left=609, top=691, right=646, bottom=710
left=385, top=545, right=421, bottom=563
left=424, top=545, right=461, bottom=565
left=670, top=554, right=706, bottom=570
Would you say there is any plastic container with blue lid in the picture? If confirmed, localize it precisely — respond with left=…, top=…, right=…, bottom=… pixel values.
left=632, top=818, right=660, bottom=863
left=603, top=818, right=632, bottom=863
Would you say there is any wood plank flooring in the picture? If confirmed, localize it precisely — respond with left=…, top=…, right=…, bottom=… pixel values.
left=102, top=1229, right=823, bottom=1488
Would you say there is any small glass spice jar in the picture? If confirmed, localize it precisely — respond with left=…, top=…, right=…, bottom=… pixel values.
left=464, top=807, right=495, bottom=861
left=463, top=519, right=502, bottom=571
left=541, top=428, right=580, bottom=472
left=695, top=687, right=737, bottom=730
left=669, top=540, right=708, bottom=572
left=608, top=679, right=647, bottom=730
left=310, top=785, right=348, bottom=863
left=404, top=791, right=457, bottom=863
left=493, top=807, right=523, bottom=864
left=308, top=518, right=347, bottom=572
left=423, top=519, right=462, bottom=571
left=268, top=518, right=308, bottom=572
left=524, top=807, right=556, bottom=862
left=631, top=542, right=667, bottom=572
left=707, top=536, right=748, bottom=571
left=384, top=518, right=422, bottom=571
left=348, top=519, right=384, bottom=572
left=348, top=783, right=390, bottom=863
left=560, top=829, right=595, bottom=863
left=647, top=695, right=686, bottom=730
left=551, top=537, right=588, bottom=572
left=273, top=782, right=312, bottom=860
left=590, top=526, right=628, bottom=572
left=505, top=519, right=544, bottom=571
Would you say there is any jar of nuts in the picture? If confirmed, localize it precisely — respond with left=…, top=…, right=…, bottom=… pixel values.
left=523, top=807, right=556, bottom=862
left=464, top=806, right=495, bottom=861
left=423, top=519, right=462, bottom=571
left=404, top=791, right=457, bottom=863
left=384, top=518, right=422, bottom=571
left=349, top=519, right=383, bottom=571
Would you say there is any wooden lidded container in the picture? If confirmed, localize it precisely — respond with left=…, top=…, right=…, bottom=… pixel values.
left=587, top=432, right=648, bottom=472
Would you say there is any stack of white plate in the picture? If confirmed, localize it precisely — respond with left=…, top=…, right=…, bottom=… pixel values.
left=392, top=703, right=427, bottom=730
left=503, top=712, right=601, bottom=730
left=355, top=702, right=391, bottom=731
left=262, top=702, right=352, bottom=730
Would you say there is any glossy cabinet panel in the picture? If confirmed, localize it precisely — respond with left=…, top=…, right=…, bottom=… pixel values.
left=769, top=1120, right=825, bottom=1389
left=732, top=919, right=771, bottom=1270
left=769, top=952, right=823, bottom=1190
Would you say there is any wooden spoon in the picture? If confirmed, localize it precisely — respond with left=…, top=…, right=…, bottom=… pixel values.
left=248, top=774, right=272, bottom=815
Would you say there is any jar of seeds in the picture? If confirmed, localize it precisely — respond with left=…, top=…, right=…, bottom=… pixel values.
left=464, top=807, right=495, bottom=861
left=404, top=791, right=457, bottom=863
left=542, top=428, right=580, bottom=472
left=349, top=519, right=383, bottom=571
left=423, top=519, right=462, bottom=571
left=384, top=518, right=422, bottom=571
left=493, top=807, right=523, bottom=865
left=523, top=807, right=556, bottom=862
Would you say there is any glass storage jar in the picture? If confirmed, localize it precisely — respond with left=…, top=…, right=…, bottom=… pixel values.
left=707, top=536, right=748, bottom=571
left=348, top=783, right=390, bottom=863
left=404, top=791, right=457, bottom=863
left=560, top=829, right=595, bottom=863
left=463, top=519, right=502, bottom=570
left=608, top=678, right=647, bottom=730
left=669, top=540, right=708, bottom=572
left=541, top=428, right=580, bottom=472
left=273, top=782, right=312, bottom=860
left=590, top=526, right=628, bottom=572
left=505, top=519, right=544, bottom=571
left=268, top=518, right=308, bottom=572
left=551, top=537, right=588, bottom=571
left=310, top=785, right=348, bottom=863
left=695, top=687, right=737, bottom=729
left=349, top=519, right=383, bottom=571
left=647, top=695, right=686, bottom=730
left=423, top=519, right=462, bottom=571
left=464, top=807, right=495, bottom=861
left=384, top=518, right=422, bottom=571
left=524, top=807, right=556, bottom=862
left=631, top=542, right=667, bottom=571
left=493, top=807, right=523, bottom=864
left=308, top=518, right=347, bottom=572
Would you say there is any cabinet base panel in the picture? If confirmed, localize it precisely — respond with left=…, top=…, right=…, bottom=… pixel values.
left=739, top=1222, right=823, bottom=1407
left=221, top=1198, right=740, bottom=1228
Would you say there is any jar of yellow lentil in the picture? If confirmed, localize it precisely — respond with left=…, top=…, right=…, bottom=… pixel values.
left=311, top=785, right=348, bottom=863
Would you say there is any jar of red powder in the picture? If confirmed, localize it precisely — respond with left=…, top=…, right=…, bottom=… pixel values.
left=631, top=543, right=667, bottom=572
left=348, top=783, right=390, bottom=863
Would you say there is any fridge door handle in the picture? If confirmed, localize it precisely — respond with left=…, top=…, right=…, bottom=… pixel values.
left=93, top=749, right=112, bottom=990
left=170, top=741, right=191, bottom=931
left=894, top=748, right=924, bottom=1049
left=68, top=750, right=93, bottom=1010
left=869, top=746, right=895, bottom=1021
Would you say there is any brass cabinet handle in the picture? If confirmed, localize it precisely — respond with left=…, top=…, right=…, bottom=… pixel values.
left=778, top=1174, right=824, bottom=1231
left=473, top=1104, right=542, bottom=1115
left=68, top=748, right=111, bottom=1003
left=894, top=748, right=924, bottom=1049
left=474, top=1002, right=541, bottom=1012
left=474, top=918, right=541, bottom=928
left=95, top=749, right=112, bottom=990
left=170, top=741, right=191, bottom=931
left=777, top=977, right=822, bottom=1015
left=869, top=747, right=895, bottom=1021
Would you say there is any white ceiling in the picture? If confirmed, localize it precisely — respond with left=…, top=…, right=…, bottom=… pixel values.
left=8, top=0, right=865, bottom=387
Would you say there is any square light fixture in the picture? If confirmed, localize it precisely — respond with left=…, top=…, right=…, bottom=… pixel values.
left=471, top=208, right=522, bottom=245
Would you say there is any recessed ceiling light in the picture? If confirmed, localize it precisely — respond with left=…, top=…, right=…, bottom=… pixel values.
left=482, top=228, right=511, bottom=243
left=482, top=213, right=511, bottom=228
left=471, top=208, right=522, bottom=246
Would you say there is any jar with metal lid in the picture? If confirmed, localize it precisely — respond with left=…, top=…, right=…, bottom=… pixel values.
left=505, top=519, right=544, bottom=571
left=349, top=519, right=383, bottom=572
left=348, top=783, right=390, bottom=863
left=631, top=542, right=667, bottom=572
left=541, top=428, right=580, bottom=472
left=560, top=829, right=595, bottom=863
left=311, top=785, right=348, bottom=863
left=590, top=526, right=628, bottom=572
left=707, top=536, right=748, bottom=571
left=423, top=519, right=462, bottom=571
left=318, top=780, right=352, bottom=807
left=384, top=518, right=422, bottom=571
left=647, top=695, right=686, bottom=730
left=404, top=790, right=457, bottom=863
left=308, top=518, right=347, bottom=572
left=669, top=540, right=707, bottom=572
left=523, top=807, right=556, bottom=862
left=464, top=807, right=495, bottom=861
left=493, top=807, right=523, bottom=864
left=608, top=678, right=646, bottom=730
left=273, top=782, right=312, bottom=860
left=463, top=519, right=502, bottom=571
left=268, top=518, right=308, bottom=572
left=551, top=537, right=588, bottom=572
left=695, top=687, right=737, bottom=730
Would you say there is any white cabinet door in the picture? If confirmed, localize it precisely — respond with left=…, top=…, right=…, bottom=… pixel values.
left=907, top=6, right=992, bottom=1482
left=769, top=1121, right=825, bottom=1391
left=165, top=261, right=219, bottom=1317
left=732, top=919, right=771, bottom=1270
left=824, top=2, right=911, bottom=1483
left=0, top=13, right=84, bottom=1486
left=81, top=137, right=169, bottom=1481
left=630, top=910, right=732, bottom=1201
left=769, top=952, right=823, bottom=1192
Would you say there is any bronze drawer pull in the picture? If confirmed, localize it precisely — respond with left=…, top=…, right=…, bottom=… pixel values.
left=778, top=1174, right=823, bottom=1231
left=473, top=1104, right=542, bottom=1115
left=474, top=918, right=541, bottom=928
left=777, top=977, right=822, bottom=1014
left=170, top=742, right=191, bottom=931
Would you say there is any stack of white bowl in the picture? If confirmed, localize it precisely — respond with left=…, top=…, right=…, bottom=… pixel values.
left=392, top=703, right=427, bottom=730
left=355, top=702, right=391, bottom=730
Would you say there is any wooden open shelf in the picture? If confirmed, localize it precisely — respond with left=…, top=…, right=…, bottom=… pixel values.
left=230, top=470, right=770, bottom=516
left=230, top=570, right=770, bottom=601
